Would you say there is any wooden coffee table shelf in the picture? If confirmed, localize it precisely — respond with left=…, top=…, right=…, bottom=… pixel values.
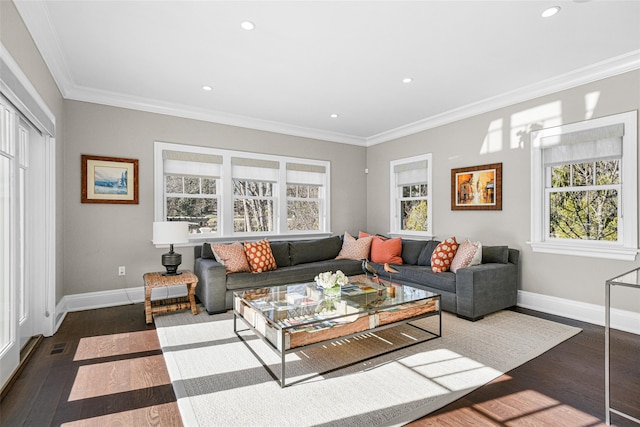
left=143, top=270, right=198, bottom=324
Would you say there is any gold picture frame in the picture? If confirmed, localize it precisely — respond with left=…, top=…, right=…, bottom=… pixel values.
left=451, top=163, right=502, bottom=210
left=81, top=155, right=139, bottom=204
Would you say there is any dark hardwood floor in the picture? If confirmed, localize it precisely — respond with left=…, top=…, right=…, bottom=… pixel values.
left=1, top=304, right=638, bottom=426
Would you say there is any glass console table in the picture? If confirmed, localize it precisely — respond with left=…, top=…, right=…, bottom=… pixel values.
left=605, top=268, right=640, bottom=425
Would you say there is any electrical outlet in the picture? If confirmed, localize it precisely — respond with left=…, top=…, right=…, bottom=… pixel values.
left=118, top=266, right=126, bottom=276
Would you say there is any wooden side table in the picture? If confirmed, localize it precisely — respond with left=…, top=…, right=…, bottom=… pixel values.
left=144, top=270, right=199, bottom=324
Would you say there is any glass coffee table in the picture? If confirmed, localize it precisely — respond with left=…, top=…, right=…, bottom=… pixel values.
left=233, top=275, right=441, bottom=387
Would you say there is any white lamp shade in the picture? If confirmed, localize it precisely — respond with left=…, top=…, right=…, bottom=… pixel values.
left=153, top=221, right=189, bottom=245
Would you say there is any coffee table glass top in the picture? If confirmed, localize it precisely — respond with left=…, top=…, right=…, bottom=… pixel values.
left=235, top=276, right=438, bottom=330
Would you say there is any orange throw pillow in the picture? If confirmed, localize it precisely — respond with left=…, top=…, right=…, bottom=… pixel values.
left=370, top=236, right=403, bottom=264
left=430, top=237, right=458, bottom=273
left=244, top=239, right=278, bottom=273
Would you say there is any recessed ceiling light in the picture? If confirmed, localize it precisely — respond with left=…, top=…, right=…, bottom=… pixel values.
left=202, top=85, right=212, bottom=91
left=330, top=113, right=339, bottom=118
left=241, top=21, right=255, bottom=31
left=402, top=77, right=413, bottom=84
left=541, top=6, right=561, bottom=17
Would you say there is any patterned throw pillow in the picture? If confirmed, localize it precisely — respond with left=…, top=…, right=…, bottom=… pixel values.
left=430, top=237, right=459, bottom=273
left=244, top=239, right=278, bottom=273
left=335, top=232, right=373, bottom=260
left=450, top=240, right=480, bottom=273
left=211, top=242, right=251, bottom=274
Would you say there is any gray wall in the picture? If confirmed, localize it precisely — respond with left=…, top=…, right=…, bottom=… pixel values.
left=366, top=70, right=640, bottom=312
left=1, top=0, right=66, bottom=303
left=63, top=101, right=367, bottom=296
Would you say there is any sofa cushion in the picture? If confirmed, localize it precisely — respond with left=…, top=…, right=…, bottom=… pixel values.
left=401, top=240, right=428, bottom=265
left=201, top=242, right=215, bottom=259
left=269, top=241, right=290, bottom=267
left=225, top=259, right=362, bottom=290
left=482, top=246, right=509, bottom=264
left=431, top=237, right=458, bottom=273
left=289, top=235, right=343, bottom=265
left=417, top=240, right=440, bottom=266
left=391, top=265, right=457, bottom=294
left=244, top=239, right=278, bottom=273
left=450, top=240, right=481, bottom=273
left=336, top=232, right=373, bottom=260
left=211, top=242, right=251, bottom=273
left=370, top=236, right=403, bottom=264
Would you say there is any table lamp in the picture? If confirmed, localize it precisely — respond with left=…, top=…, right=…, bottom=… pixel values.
left=153, top=221, right=189, bottom=275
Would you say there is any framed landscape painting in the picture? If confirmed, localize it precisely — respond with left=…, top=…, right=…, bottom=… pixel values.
left=451, top=163, right=502, bottom=210
left=81, top=155, right=139, bottom=204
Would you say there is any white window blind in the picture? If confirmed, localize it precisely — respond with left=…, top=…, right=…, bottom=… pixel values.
left=231, top=157, right=279, bottom=181
left=163, top=150, right=222, bottom=177
left=286, top=162, right=326, bottom=185
left=542, top=124, right=624, bottom=166
left=394, top=159, right=428, bottom=186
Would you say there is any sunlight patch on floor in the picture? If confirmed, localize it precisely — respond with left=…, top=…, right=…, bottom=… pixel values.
left=60, top=402, right=181, bottom=426
left=74, top=330, right=160, bottom=361
left=472, top=389, right=603, bottom=426
left=68, top=354, right=170, bottom=401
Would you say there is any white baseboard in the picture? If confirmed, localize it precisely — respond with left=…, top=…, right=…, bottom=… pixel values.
left=60, top=286, right=190, bottom=313
left=517, top=290, right=639, bottom=335
left=54, top=287, right=638, bottom=335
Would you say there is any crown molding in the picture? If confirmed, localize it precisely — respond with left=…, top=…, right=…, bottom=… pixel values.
left=65, top=85, right=368, bottom=146
left=13, top=0, right=74, bottom=98
left=67, top=49, right=640, bottom=148
left=366, top=50, right=640, bottom=146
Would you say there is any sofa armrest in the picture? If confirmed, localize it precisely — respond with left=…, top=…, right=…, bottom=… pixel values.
left=455, top=262, right=518, bottom=320
left=194, top=257, right=227, bottom=314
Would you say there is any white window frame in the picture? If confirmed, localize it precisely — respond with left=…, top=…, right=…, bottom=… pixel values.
left=530, top=111, right=638, bottom=260
left=389, top=153, right=433, bottom=238
left=154, top=141, right=331, bottom=242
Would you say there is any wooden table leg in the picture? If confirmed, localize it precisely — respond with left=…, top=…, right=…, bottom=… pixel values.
left=188, top=281, right=198, bottom=315
left=145, top=284, right=153, bottom=324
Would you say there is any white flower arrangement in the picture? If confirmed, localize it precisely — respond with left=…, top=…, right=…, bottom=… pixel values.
left=314, top=270, right=348, bottom=289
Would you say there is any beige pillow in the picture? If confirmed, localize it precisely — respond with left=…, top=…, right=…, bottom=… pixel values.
left=211, top=242, right=251, bottom=274
left=336, top=232, right=373, bottom=260
left=450, top=240, right=480, bottom=273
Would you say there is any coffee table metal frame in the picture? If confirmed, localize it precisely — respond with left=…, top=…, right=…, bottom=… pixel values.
left=233, top=282, right=441, bottom=388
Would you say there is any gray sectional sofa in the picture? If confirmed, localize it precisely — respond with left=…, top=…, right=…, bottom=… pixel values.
left=193, top=235, right=519, bottom=321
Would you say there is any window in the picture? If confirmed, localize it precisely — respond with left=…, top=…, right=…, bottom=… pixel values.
left=286, top=163, right=325, bottom=232
left=155, top=142, right=330, bottom=239
left=530, top=111, right=637, bottom=260
left=163, top=151, right=221, bottom=233
left=389, top=154, right=432, bottom=237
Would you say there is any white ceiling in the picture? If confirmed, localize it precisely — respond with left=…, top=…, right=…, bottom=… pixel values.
left=14, top=1, right=640, bottom=146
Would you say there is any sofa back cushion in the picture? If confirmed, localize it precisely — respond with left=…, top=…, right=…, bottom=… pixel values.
left=482, top=245, right=509, bottom=264
left=417, top=240, right=440, bottom=266
left=200, top=243, right=215, bottom=259
left=401, top=240, right=428, bottom=265
left=290, top=235, right=343, bottom=265
left=269, top=241, right=291, bottom=267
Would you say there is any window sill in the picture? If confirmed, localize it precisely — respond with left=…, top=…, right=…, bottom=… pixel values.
left=388, top=232, right=434, bottom=240
left=185, top=232, right=333, bottom=245
left=530, top=242, right=638, bottom=261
